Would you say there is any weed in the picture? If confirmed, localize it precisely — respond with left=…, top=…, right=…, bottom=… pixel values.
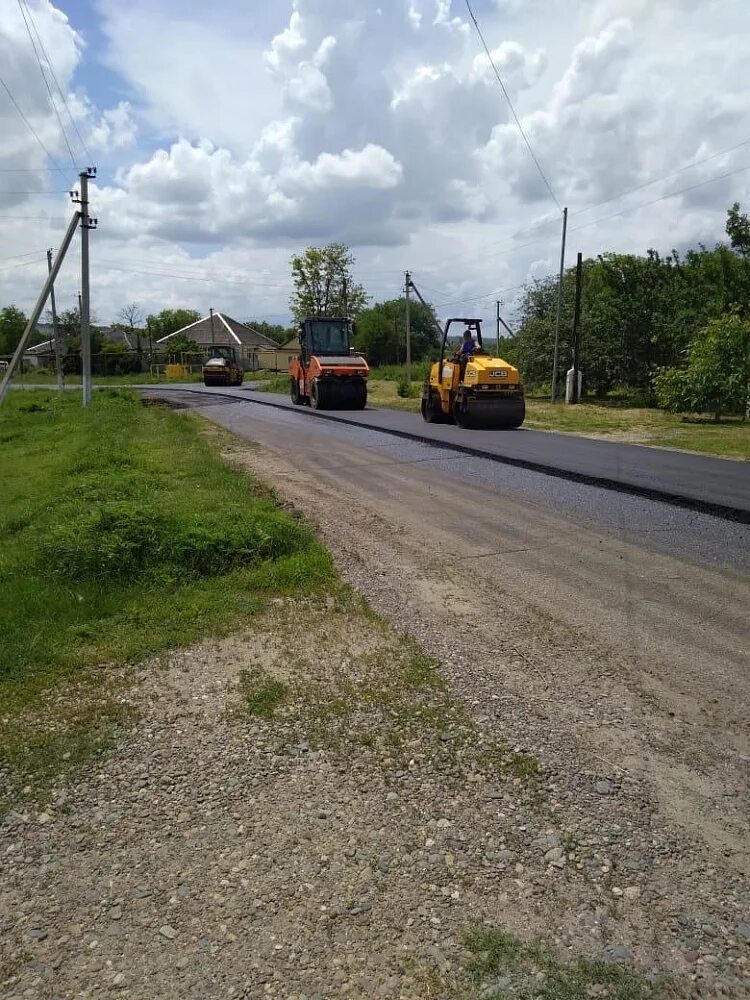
left=463, top=926, right=676, bottom=999
left=238, top=668, right=289, bottom=719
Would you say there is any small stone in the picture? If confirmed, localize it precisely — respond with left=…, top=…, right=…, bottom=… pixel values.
left=604, top=945, right=633, bottom=963
left=623, top=886, right=640, bottom=900
left=736, top=923, right=750, bottom=943
left=596, top=779, right=614, bottom=795
left=27, top=928, right=47, bottom=941
left=377, top=857, right=390, bottom=873
left=159, top=925, right=178, bottom=940
left=444, top=852, right=455, bottom=868
left=684, top=950, right=699, bottom=963
left=544, top=847, right=566, bottom=865
left=110, top=906, right=122, bottom=920
left=113, top=972, right=126, bottom=988
left=176, top=957, right=189, bottom=969
left=611, top=887, right=623, bottom=897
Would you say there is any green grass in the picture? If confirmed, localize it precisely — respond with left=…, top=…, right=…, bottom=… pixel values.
left=463, top=926, right=677, bottom=999
left=0, top=390, right=334, bottom=805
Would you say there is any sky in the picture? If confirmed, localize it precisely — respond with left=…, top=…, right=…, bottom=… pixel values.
left=1, top=0, right=749, bottom=330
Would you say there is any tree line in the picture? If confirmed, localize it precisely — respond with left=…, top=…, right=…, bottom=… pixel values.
left=502, top=203, right=749, bottom=416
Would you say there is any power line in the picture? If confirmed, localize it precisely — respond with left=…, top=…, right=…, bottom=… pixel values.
left=569, top=162, right=750, bottom=235
left=19, top=0, right=91, bottom=162
left=0, top=248, right=49, bottom=262
left=0, top=190, right=72, bottom=195
left=0, top=166, right=74, bottom=172
left=16, top=0, right=77, bottom=172
left=0, top=77, right=72, bottom=182
left=464, top=0, right=561, bottom=212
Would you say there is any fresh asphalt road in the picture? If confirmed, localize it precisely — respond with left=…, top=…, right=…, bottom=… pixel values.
left=140, top=383, right=749, bottom=520
left=142, top=385, right=749, bottom=571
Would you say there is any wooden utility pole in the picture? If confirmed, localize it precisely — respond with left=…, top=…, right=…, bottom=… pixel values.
left=404, top=271, right=412, bottom=384
left=78, top=168, right=95, bottom=406
left=570, top=251, right=583, bottom=404
left=496, top=300, right=501, bottom=356
left=209, top=307, right=216, bottom=346
left=47, top=248, right=63, bottom=391
left=551, top=206, right=568, bottom=402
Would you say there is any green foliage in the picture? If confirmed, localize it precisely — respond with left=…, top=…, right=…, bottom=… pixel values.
left=145, top=308, right=201, bottom=342
left=653, top=314, right=749, bottom=419
left=0, top=390, right=333, bottom=699
left=161, top=333, right=203, bottom=356
left=237, top=668, right=288, bottom=718
left=508, top=204, right=750, bottom=396
left=0, top=305, right=28, bottom=355
left=726, top=201, right=750, bottom=257
left=464, top=926, right=674, bottom=999
left=354, top=298, right=441, bottom=366
left=289, top=243, right=367, bottom=322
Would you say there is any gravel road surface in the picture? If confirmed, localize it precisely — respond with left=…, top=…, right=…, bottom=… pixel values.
left=2, top=390, right=748, bottom=999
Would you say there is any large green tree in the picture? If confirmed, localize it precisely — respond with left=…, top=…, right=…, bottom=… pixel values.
left=289, top=244, right=367, bottom=323
left=354, top=297, right=441, bottom=366
left=146, top=308, right=201, bottom=343
left=0, top=305, right=28, bottom=355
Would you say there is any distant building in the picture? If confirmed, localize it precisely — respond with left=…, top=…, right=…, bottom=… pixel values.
left=157, top=313, right=277, bottom=351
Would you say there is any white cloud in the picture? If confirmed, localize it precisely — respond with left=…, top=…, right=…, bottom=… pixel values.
left=281, top=144, right=403, bottom=190
left=1, top=0, right=749, bottom=332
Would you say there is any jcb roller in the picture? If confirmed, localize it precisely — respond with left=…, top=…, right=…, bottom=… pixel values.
left=421, top=318, right=525, bottom=429
left=289, top=317, right=368, bottom=410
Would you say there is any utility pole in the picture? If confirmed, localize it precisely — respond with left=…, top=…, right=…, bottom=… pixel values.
left=0, top=208, right=81, bottom=405
left=342, top=275, right=348, bottom=322
left=551, top=206, right=568, bottom=403
left=496, top=300, right=501, bottom=356
left=570, top=251, right=583, bottom=404
left=76, top=168, right=96, bottom=406
left=210, top=306, right=216, bottom=347
left=47, top=248, right=63, bottom=392
left=404, top=271, right=412, bottom=385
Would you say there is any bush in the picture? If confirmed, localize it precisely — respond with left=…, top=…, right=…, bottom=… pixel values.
left=653, top=314, right=749, bottom=420
left=396, top=377, right=414, bottom=398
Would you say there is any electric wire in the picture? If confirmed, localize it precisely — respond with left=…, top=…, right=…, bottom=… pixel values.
left=19, top=0, right=91, bottom=161
left=16, top=0, right=77, bottom=172
left=464, top=0, right=561, bottom=212
left=0, top=77, right=71, bottom=182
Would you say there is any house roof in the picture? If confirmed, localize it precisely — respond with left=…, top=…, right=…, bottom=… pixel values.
left=280, top=335, right=301, bottom=350
left=156, top=313, right=277, bottom=349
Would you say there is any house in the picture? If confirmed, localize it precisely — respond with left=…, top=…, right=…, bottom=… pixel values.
left=156, top=313, right=277, bottom=368
left=257, top=334, right=300, bottom=372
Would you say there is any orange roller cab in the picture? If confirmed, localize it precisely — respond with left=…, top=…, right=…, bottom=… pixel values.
left=289, top=317, right=368, bottom=410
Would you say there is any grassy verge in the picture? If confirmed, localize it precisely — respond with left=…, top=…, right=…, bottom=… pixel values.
left=0, top=390, right=333, bottom=807
left=455, top=926, right=678, bottom=999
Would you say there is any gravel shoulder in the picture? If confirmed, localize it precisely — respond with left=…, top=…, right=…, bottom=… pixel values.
left=1, top=415, right=748, bottom=999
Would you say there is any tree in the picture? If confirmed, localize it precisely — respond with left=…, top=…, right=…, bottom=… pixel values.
left=354, top=298, right=441, bottom=366
left=117, top=302, right=145, bottom=357
left=289, top=244, right=367, bottom=323
left=652, top=314, right=749, bottom=420
left=244, top=320, right=294, bottom=345
left=162, top=334, right=202, bottom=356
left=146, top=308, right=201, bottom=343
left=0, top=305, right=28, bottom=355
left=726, top=202, right=750, bottom=258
